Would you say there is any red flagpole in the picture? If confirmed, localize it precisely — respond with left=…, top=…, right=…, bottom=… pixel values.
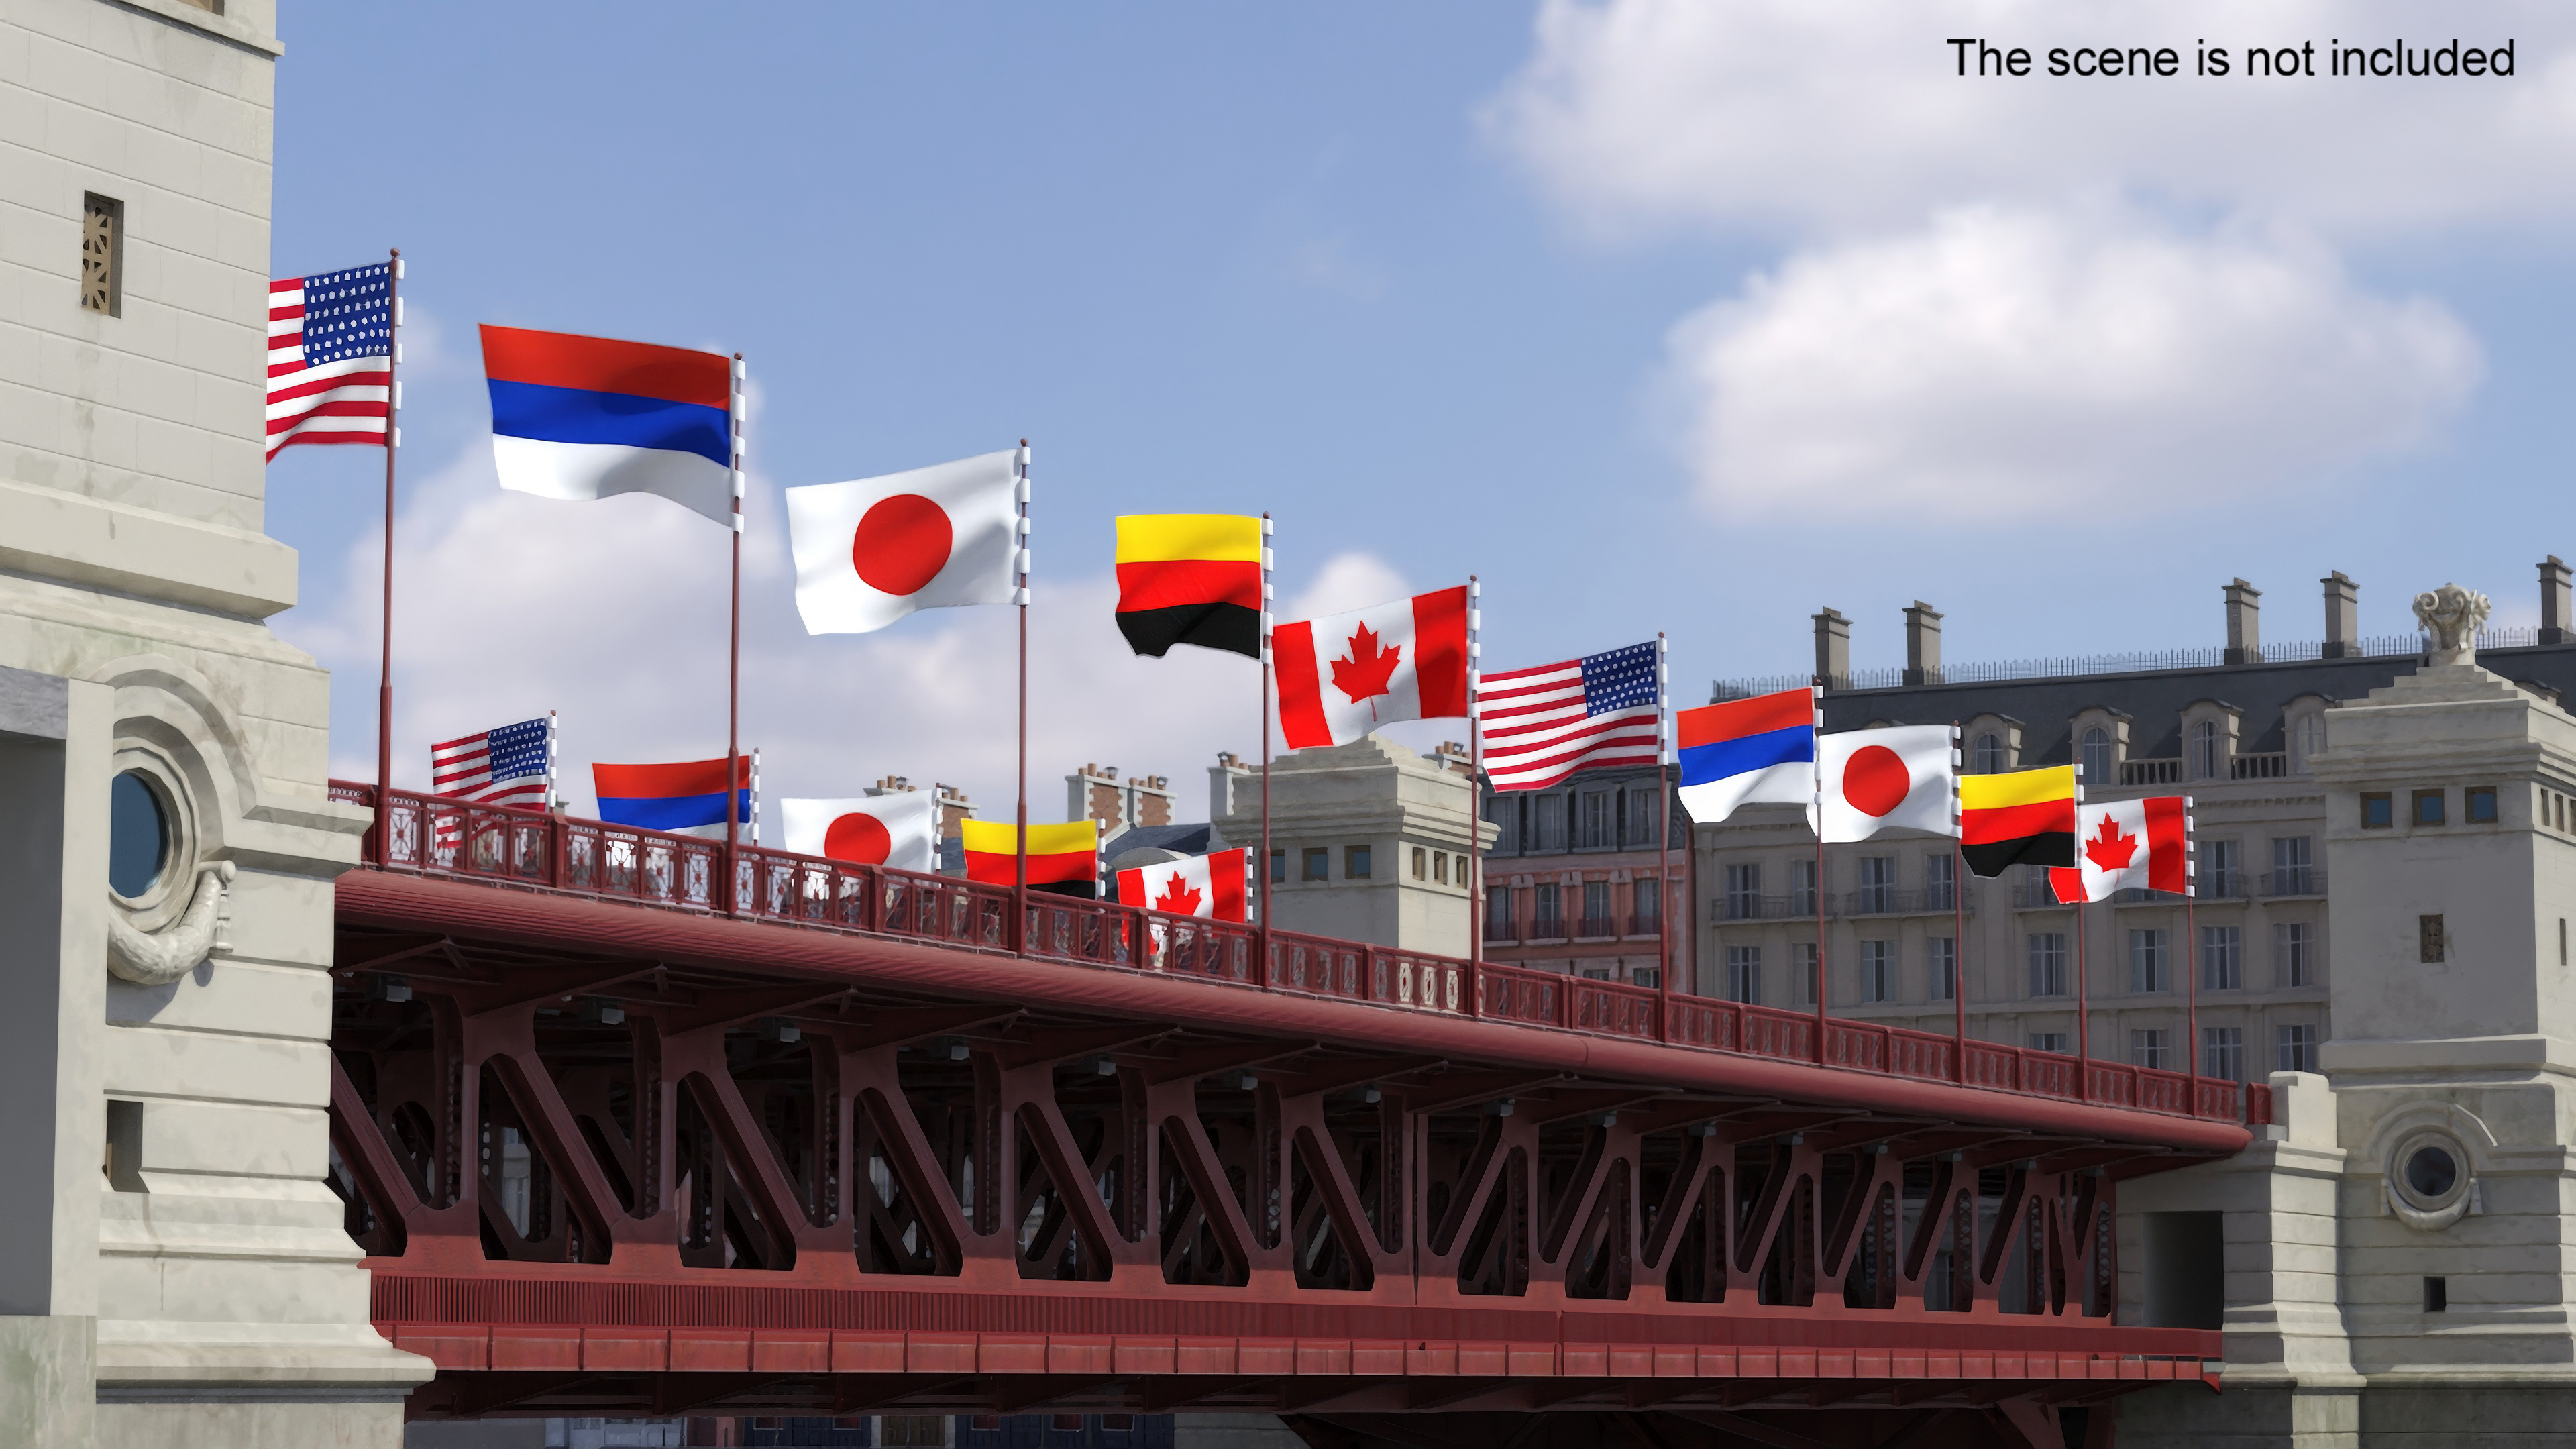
left=1259, top=513, right=1273, bottom=976
left=2186, top=794, right=2200, bottom=1110
left=724, top=353, right=745, bottom=914
left=1467, top=577, right=1482, bottom=991
left=373, top=248, right=401, bottom=864
left=1952, top=724, right=1966, bottom=1084
left=1655, top=632, right=1672, bottom=1032
left=1810, top=681, right=1826, bottom=1063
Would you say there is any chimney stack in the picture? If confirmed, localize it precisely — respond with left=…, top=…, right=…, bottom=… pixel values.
left=2321, top=572, right=2357, bottom=658
left=1813, top=607, right=1850, bottom=690
left=2224, top=579, right=2262, bottom=665
left=1902, top=602, right=1943, bottom=686
left=2544, top=557, right=2573, bottom=645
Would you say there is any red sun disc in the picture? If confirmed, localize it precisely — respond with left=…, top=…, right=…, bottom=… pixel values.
left=824, top=812, right=894, bottom=865
left=852, top=494, right=953, bottom=596
left=1841, top=745, right=1912, bottom=818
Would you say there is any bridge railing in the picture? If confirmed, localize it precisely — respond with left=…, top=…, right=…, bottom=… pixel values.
left=330, top=781, right=2271, bottom=1126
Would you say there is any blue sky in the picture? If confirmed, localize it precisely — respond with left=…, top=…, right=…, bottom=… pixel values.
left=264, top=2, right=2576, bottom=819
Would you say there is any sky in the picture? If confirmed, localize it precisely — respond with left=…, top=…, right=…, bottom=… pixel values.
left=264, top=2, right=2576, bottom=826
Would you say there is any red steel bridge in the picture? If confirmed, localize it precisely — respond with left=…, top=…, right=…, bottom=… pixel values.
left=325, top=784, right=2262, bottom=1449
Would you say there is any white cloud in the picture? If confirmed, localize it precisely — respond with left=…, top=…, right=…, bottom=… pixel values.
left=1489, top=0, right=2576, bottom=239
left=281, top=449, right=1417, bottom=829
left=1665, top=205, right=2480, bottom=519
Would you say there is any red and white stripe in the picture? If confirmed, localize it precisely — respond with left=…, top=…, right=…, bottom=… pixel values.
left=429, top=730, right=546, bottom=809
left=1477, top=657, right=1661, bottom=792
left=266, top=275, right=390, bottom=460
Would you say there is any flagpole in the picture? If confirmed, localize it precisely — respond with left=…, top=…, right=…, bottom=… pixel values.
left=1811, top=680, right=1827, bottom=1064
left=1467, top=576, right=1483, bottom=994
left=373, top=247, right=401, bottom=865
left=1259, top=513, right=1273, bottom=973
left=725, top=352, right=745, bottom=915
left=1951, top=724, right=1966, bottom=1085
left=2072, top=759, right=2088, bottom=1100
left=1655, top=632, right=1672, bottom=1030
left=1014, top=440, right=1031, bottom=954
left=2186, top=794, right=2200, bottom=1111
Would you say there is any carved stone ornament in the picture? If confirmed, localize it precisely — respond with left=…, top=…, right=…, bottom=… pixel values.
left=2413, top=582, right=2492, bottom=666
left=107, top=860, right=233, bottom=985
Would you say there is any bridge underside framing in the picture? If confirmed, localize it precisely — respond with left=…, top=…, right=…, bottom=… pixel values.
left=329, top=871, right=2227, bottom=1433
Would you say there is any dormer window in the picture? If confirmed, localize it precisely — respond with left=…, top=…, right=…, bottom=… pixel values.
left=2081, top=727, right=2112, bottom=786
left=1975, top=733, right=2004, bottom=773
left=2190, top=720, right=2220, bottom=780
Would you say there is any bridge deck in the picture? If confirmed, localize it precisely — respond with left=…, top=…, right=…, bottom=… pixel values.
left=325, top=786, right=2247, bottom=1428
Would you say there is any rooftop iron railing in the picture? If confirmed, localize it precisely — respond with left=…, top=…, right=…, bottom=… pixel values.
left=329, top=780, right=2270, bottom=1126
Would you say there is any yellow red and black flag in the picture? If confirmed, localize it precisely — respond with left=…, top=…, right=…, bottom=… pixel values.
left=1114, top=514, right=1263, bottom=659
left=1959, top=764, right=2078, bottom=877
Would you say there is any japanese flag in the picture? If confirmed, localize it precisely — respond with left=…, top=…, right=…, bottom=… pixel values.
left=1273, top=587, right=1471, bottom=750
left=1116, top=848, right=1249, bottom=921
left=779, top=792, right=937, bottom=873
left=1811, top=724, right=1957, bottom=843
left=786, top=447, right=1024, bottom=634
left=2049, top=796, right=2191, bottom=904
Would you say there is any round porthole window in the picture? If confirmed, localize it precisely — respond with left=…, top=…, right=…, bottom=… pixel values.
left=2406, top=1144, right=2459, bottom=1200
left=109, top=769, right=171, bottom=900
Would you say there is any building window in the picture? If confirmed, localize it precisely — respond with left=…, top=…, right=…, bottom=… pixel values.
left=1532, top=794, right=1568, bottom=852
left=1974, top=733, right=2004, bottom=773
left=2277, top=1023, right=2318, bottom=1074
left=1487, top=796, right=1520, bottom=855
left=1627, top=786, right=1663, bottom=847
left=2414, top=790, right=2445, bottom=826
left=2467, top=786, right=2498, bottom=823
left=2270, top=836, right=2313, bottom=896
left=1301, top=847, right=1328, bottom=881
left=1412, top=846, right=1428, bottom=881
left=2276, top=922, right=2314, bottom=987
left=1857, top=855, right=1895, bottom=914
left=1723, top=863, right=1762, bottom=920
left=1579, top=791, right=1612, bottom=848
left=2202, top=1026, right=2245, bottom=1082
left=1346, top=845, right=1371, bottom=879
left=1793, top=941, right=1819, bottom=1006
left=2200, top=925, right=2243, bottom=990
left=2131, top=1028, right=2170, bottom=1071
left=2291, top=713, right=2324, bottom=773
left=1632, top=877, right=1659, bottom=934
left=1861, top=939, right=1892, bottom=1002
left=2361, top=792, right=2393, bottom=829
left=1727, top=945, right=1763, bottom=1004
left=1790, top=857, right=1818, bottom=917
left=1270, top=848, right=1286, bottom=883
left=81, top=193, right=123, bottom=316
left=1580, top=880, right=1611, bottom=936
left=2027, top=1032, right=2069, bottom=1055
left=2128, top=928, right=2167, bottom=994
left=2419, top=914, right=2445, bottom=963
left=1533, top=883, right=1562, bottom=937
left=882, top=1417, right=950, bottom=1447
left=1925, top=852, right=1955, bottom=911
left=1434, top=851, right=1448, bottom=884
left=2081, top=727, right=2112, bottom=787
left=2027, top=933, right=2068, bottom=998
left=2202, top=839, right=2240, bottom=898
left=1928, top=936, right=1957, bottom=1000
left=2190, top=720, right=2220, bottom=780
left=1485, top=886, right=1512, bottom=940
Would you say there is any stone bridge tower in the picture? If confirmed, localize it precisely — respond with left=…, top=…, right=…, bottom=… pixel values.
left=0, top=2, right=430, bottom=1445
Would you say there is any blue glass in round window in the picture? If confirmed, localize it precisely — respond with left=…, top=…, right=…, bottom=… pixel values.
left=109, top=771, right=169, bottom=899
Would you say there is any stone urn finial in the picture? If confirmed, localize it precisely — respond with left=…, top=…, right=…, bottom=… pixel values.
left=2413, top=582, right=2491, bottom=667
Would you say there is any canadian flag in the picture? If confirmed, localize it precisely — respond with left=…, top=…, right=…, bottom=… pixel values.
left=778, top=792, right=938, bottom=873
left=1811, top=724, right=1957, bottom=843
left=1116, top=848, right=1249, bottom=921
left=2050, top=796, right=2190, bottom=904
left=784, top=447, right=1025, bottom=635
left=1273, top=587, right=1470, bottom=749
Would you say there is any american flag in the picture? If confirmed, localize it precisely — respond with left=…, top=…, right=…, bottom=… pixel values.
left=430, top=716, right=552, bottom=810
left=1478, top=641, right=1664, bottom=792
left=267, top=261, right=394, bottom=460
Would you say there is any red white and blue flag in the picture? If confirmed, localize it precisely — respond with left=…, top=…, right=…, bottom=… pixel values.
left=266, top=262, right=395, bottom=460
left=592, top=757, right=753, bottom=839
left=1674, top=686, right=1819, bottom=826
left=429, top=715, right=552, bottom=810
left=482, top=325, right=737, bottom=527
left=1479, top=641, right=1662, bottom=792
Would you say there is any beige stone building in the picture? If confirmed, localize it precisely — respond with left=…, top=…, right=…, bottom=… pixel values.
left=0, top=1, right=430, bottom=1444
left=1213, top=735, right=1490, bottom=951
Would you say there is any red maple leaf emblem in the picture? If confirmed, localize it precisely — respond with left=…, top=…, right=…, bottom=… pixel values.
left=2084, top=814, right=2139, bottom=873
left=1330, top=621, right=1402, bottom=714
left=1154, top=874, right=1203, bottom=916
